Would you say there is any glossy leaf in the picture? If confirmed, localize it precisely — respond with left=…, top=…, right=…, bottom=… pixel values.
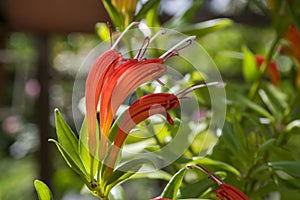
left=181, top=18, right=233, bottom=37
left=52, top=109, right=88, bottom=179
left=189, top=157, right=241, bottom=177
left=78, top=117, right=98, bottom=177
left=54, top=109, right=78, bottom=156
left=242, top=46, right=259, bottom=82
left=160, top=168, right=187, bottom=200
left=134, top=0, right=160, bottom=22
left=233, top=93, right=275, bottom=122
left=108, top=185, right=126, bottom=200
left=255, top=161, right=300, bottom=178
left=105, top=158, right=149, bottom=187
left=34, top=180, right=52, bottom=200
left=49, top=139, right=89, bottom=181
left=102, top=0, right=123, bottom=28
left=178, top=177, right=215, bottom=198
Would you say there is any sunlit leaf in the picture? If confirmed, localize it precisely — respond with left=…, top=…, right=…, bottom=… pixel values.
left=178, top=178, right=214, bottom=199
left=160, top=168, right=187, bottom=200
left=255, top=161, right=300, bottom=178
left=108, top=185, right=126, bottom=200
left=105, top=159, right=149, bottom=187
left=102, top=0, right=123, bottom=29
left=181, top=18, right=233, bottom=37
left=49, top=139, right=89, bottom=182
left=189, top=157, right=241, bottom=177
left=242, top=46, right=259, bottom=82
left=134, top=0, right=160, bottom=22
left=34, top=180, right=52, bottom=200
left=96, top=22, right=110, bottom=41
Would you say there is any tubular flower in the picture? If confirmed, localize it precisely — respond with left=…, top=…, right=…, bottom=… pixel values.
left=100, top=58, right=166, bottom=138
left=282, top=25, right=300, bottom=88
left=85, top=49, right=122, bottom=155
left=105, top=93, right=179, bottom=174
left=189, top=165, right=249, bottom=200
left=283, top=25, right=300, bottom=63
left=255, top=55, right=280, bottom=86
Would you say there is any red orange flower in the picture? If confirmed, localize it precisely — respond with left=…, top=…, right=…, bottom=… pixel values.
left=255, top=55, right=280, bottom=87
left=188, top=165, right=249, bottom=200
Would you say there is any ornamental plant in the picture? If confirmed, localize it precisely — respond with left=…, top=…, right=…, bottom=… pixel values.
left=34, top=0, right=300, bottom=200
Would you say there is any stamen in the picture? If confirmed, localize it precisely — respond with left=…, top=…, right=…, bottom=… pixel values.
left=176, top=81, right=225, bottom=98
left=107, top=22, right=113, bottom=48
left=159, top=36, right=197, bottom=60
left=154, top=78, right=165, bottom=86
left=135, top=29, right=167, bottom=60
left=112, top=22, right=140, bottom=49
left=149, top=28, right=167, bottom=43
left=135, top=37, right=150, bottom=60
left=188, top=164, right=224, bottom=185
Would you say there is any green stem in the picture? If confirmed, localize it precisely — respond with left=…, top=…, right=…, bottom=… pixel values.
left=90, top=156, right=95, bottom=181
left=248, top=34, right=281, bottom=100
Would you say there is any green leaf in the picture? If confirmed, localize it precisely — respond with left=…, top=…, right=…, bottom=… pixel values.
left=134, top=0, right=160, bottom=22
left=54, top=109, right=78, bottom=156
left=34, top=180, right=52, bottom=200
left=131, top=169, right=172, bottom=181
left=258, top=83, right=287, bottom=120
left=189, top=157, right=241, bottom=177
left=108, top=185, right=126, bottom=200
left=49, top=139, right=89, bottom=181
left=106, top=159, right=149, bottom=187
left=255, top=161, right=300, bottom=178
left=242, top=46, right=259, bottom=82
left=160, top=168, right=187, bottom=200
left=96, top=22, right=110, bottom=41
left=166, top=0, right=203, bottom=28
left=180, top=18, right=233, bottom=37
left=178, top=177, right=215, bottom=198
left=233, top=93, right=275, bottom=122
left=102, top=0, right=123, bottom=29
left=52, top=109, right=89, bottom=179
left=258, top=138, right=276, bottom=153
left=78, top=117, right=98, bottom=178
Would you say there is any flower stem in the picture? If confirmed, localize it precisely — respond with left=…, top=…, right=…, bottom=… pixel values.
left=248, top=34, right=281, bottom=100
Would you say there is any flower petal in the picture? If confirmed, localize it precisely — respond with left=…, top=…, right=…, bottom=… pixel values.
left=85, top=49, right=121, bottom=154
left=100, top=58, right=166, bottom=137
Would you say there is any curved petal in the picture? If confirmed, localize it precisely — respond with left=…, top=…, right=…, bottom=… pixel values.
left=105, top=93, right=179, bottom=172
left=85, top=49, right=121, bottom=155
left=100, top=58, right=166, bottom=137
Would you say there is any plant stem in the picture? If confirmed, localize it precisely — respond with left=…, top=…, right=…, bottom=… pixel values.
left=248, top=34, right=281, bottom=100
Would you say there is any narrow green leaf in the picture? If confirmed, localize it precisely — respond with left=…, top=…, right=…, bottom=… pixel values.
left=49, top=139, right=89, bottom=181
left=270, top=162, right=300, bottom=178
left=179, top=178, right=215, bottom=198
left=78, top=117, right=98, bottom=177
left=234, top=93, right=275, bottom=122
left=96, top=22, right=110, bottom=41
left=181, top=18, right=233, bottom=37
left=106, top=159, right=149, bottom=187
left=242, top=46, right=259, bottom=82
left=108, top=185, right=126, bottom=200
left=53, top=109, right=89, bottom=179
left=189, top=157, right=241, bottom=177
left=102, top=0, right=123, bottom=29
left=254, top=161, right=300, bottom=178
left=131, top=169, right=172, bottom=181
left=34, top=180, right=52, bottom=200
left=166, top=0, right=203, bottom=28
left=160, top=168, right=187, bottom=200
left=54, top=109, right=78, bottom=156
left=258, top=138, right=276, bottom=153
left=134, top=0, right=160, bottom=21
